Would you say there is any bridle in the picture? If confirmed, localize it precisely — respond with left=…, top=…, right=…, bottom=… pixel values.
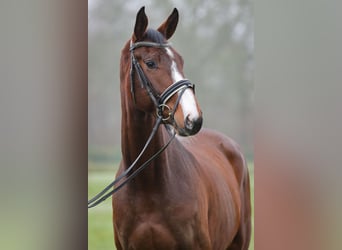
left=129, top=41, right=195, bottom=122
left=88, top=40, right=195, bottom=208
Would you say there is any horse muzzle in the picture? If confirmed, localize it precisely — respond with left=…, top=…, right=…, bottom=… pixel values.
left=185, top=115, right=203, bottom=135
left=176, top=114, right=203, bottom=136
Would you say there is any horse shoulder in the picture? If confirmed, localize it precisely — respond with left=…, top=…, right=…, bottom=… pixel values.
left=177, top=128, right=249, bottom=245
left=180, top=128, right=248, bottom=186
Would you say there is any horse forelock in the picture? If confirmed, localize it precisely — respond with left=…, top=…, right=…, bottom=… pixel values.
left=142, top=29, right=167, bottom=43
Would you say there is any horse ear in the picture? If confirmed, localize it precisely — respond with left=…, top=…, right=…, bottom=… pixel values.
left=157, top=8, right=179, bottom=40
left=133, top=6, right=148, bottom=42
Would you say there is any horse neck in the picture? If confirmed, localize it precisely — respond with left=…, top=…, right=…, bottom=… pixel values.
left=120, top=97, right=171, bottom=190
left=119, top=42, right=173, bottom=190
left=121, top=106, right=164, bottom=163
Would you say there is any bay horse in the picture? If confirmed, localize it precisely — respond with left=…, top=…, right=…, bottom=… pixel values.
left=113, top=7, right=251, bottom=250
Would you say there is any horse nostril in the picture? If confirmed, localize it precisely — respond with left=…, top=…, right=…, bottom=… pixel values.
left=185, top=115, right=203, bottom=135
left=185, top=115, right=194, bottom=130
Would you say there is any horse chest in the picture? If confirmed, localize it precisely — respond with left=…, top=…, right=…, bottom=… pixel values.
left=116, top=192, right=208, bottom=249
left=126, top=213, right=202, bottom=250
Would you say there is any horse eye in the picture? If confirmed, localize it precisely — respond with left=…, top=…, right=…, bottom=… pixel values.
left=145, top=60, right=157, bottom=69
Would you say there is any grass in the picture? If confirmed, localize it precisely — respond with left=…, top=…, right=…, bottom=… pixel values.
left=88, top=169, right=117, bottom=250
left=88, top=162, right=254, bottom=250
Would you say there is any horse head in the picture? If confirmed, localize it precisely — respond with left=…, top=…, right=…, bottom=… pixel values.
left=123, top=6, right=203, bottom=136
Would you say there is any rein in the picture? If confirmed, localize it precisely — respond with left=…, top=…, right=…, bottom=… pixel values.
left=88, top=117, right=175, bottom=208
left=88, top=40, right=194, bottom=208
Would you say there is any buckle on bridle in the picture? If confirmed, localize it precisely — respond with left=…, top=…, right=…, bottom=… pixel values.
left=157, top=104, right=172, bottom=121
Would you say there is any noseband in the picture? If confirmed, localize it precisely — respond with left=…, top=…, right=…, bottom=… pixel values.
left=130, top=41, right=194, bottom=121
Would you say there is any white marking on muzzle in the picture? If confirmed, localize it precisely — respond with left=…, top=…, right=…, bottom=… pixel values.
left=166, top=48, right=200, bottom=121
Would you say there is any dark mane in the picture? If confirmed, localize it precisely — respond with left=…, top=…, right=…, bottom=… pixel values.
left=142, top=29, right=166, bottom=43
